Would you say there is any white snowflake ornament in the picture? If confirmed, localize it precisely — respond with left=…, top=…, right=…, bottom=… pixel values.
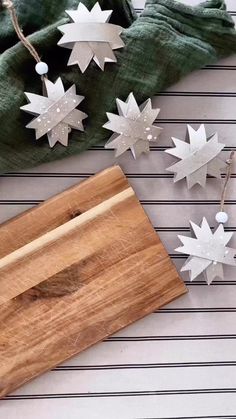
left=21, top=77, right=87, bottom=147
left=176, top=217, right=236, bottom=285
left=165, top=124, right=226, bottom=188
left=58, top=2, right=125, bottom=72
left=103, top=92, right=163, bottom=159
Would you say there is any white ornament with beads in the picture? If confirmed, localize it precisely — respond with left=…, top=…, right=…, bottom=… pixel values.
left=175, top=151, right=235, bottom=285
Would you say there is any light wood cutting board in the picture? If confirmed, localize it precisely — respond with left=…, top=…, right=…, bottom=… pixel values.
left=0, top=165, right=187, bottom=398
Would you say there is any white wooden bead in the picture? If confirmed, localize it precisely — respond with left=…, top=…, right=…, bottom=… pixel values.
left=215, top=211, right=228, bottom=224
left=35, top=61, right=48, bottom=75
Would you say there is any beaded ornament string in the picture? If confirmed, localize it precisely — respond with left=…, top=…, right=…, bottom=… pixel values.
left=215, top=151, right=235, bottom=224
left=2, top=0, right=49, bottom=80
left=2, top=0, right=87, bottom=147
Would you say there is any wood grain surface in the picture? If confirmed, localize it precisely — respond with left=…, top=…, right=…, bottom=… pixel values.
left=0, top=166, right=128, bottom=258
left=0, top=166, right=187, bottom=398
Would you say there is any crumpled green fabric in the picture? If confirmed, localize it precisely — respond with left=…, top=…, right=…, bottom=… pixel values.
left=0, top=0, right=236, bottom=173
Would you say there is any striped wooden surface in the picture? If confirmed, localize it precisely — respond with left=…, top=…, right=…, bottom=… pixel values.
left=1, top=0, right=236, bottom=417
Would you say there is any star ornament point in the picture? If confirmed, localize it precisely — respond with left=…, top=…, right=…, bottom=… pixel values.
left=20, top=77, right=87, bottom=148
left=165, top=124, right=226, bottom=188
left=58, top=2, right=125, bottom=73
left=175, top=217, right=236, bottom=285
left=103, top=93, right=163, bottom=159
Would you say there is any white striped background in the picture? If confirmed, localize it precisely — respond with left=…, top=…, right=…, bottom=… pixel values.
left=1, top=1, right=236, bottom=418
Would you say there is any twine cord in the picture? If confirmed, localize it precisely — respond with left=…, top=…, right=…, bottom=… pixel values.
left=220, top=151, right=235, bottom=212
left=2, top=0, right=48, bottom=84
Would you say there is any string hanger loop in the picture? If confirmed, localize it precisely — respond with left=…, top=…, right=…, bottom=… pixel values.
left=2, top=0, right=48, bottom=83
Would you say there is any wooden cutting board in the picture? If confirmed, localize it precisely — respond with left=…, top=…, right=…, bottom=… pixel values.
left=0, top=165, right=187, bottom=398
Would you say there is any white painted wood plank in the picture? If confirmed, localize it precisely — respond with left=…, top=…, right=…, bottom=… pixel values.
left=113, top=312, right=236, bottom=337
left=62, top=337, right=236, bottom=365
left=11, top=365, right=236, bottom=395
left=2, top=393, right=236, bottom=419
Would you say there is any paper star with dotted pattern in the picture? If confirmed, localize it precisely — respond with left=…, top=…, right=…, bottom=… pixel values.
left=103, top=92, right=163, bottom=159
left=21, top=77, right=87, bottom=147
left=176, top=217, right=236, bottom=285
left=58, top=2, right=125, bottom=72
left=165, top=124, right=226, bottom=188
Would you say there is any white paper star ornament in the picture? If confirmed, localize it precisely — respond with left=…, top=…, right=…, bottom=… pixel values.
left=104, top=92, right=163, bottom=159
left=165, top=124, right=226, bottom=188
left=58, top=2, right=125, bottom=72
left=20, top=77, right=87, bottom=147
left=175, top=217, right=236, bottom=284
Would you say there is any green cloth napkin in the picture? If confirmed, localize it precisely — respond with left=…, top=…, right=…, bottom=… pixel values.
left=0, top=0, right=236, bottom=173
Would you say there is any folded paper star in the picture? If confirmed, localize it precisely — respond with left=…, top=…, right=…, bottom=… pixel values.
left=21, top=77, right=87, bottom=147
left=165, top=124, right=225, bottom=188
left=58, top=2, right=125, bottom=72
left=103, top=92, right=163, bottom=159
left=176, top=217, right=236, bottom=284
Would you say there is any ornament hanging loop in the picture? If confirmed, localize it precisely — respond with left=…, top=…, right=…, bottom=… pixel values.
left=2, top=0, right=48, bottom=85
left=220, top=151, right=235, bottom=212
left=2, top=0, right=12, bottom=8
